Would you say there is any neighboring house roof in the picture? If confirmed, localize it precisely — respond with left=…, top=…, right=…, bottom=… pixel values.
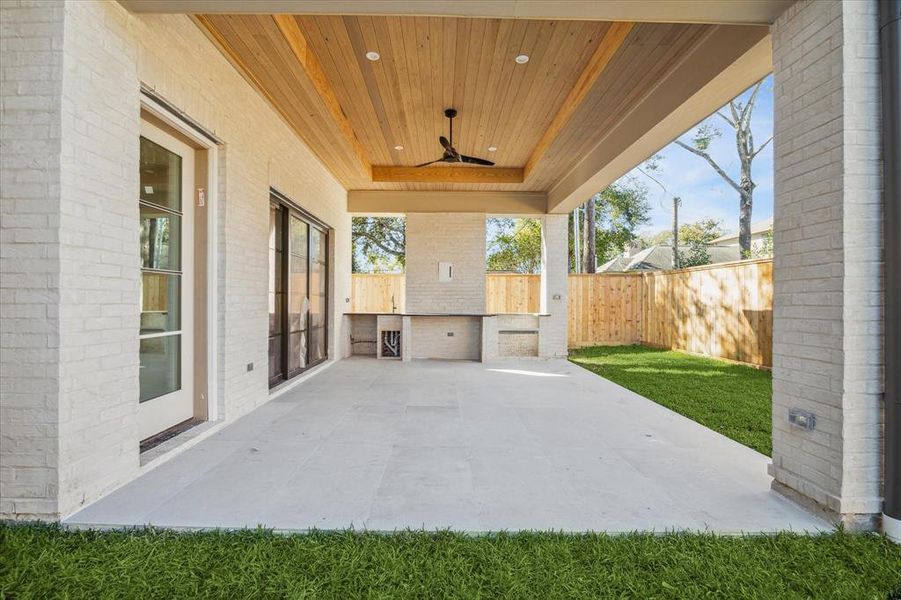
left=596, top=255, right=631, bottom=272
left=597, top=245, right=741, bottom=272
left=710, top=217, right=774, bottom=245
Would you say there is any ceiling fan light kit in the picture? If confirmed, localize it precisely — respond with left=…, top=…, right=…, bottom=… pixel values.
left=415, top=108, right=496, bottom=168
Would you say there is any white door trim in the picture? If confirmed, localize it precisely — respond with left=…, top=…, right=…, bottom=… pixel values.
left=140, top=91, right=220, bottom=424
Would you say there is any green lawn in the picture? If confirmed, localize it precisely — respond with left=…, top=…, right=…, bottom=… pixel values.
left=2, top=525, right=899, bottom=599
left=569, top=345, right=773, bottom=455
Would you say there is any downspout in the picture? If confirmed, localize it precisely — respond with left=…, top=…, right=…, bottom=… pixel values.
left=881, top=0, right=901, bottom=542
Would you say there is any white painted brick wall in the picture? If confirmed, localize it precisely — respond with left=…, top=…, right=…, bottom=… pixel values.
left=771, top=0, right=883, bottom=525
left=405, top=213, right=486, bottom=314
left=539, top=215, right=568, bottom=358
left=410, top=317, right=482, bottom=360
left=0, top=0, right=65, bottom=520
left=1, top=0, right=351, bottom=519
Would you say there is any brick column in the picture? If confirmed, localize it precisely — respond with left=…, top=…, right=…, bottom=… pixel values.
left=0, top=0, right=66, bottom=520
left=538, top=214, right=568, bottom=358
left=770, top=0, right=883, bottom=530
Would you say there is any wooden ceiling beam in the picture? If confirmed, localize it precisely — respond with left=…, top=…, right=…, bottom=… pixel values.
left=348, top=190, right=547, bottom=214
left=371, top=166, right=524, bottom=184
left=523, top=21, right=634, bottom=180
left=272, top=14, right=372, bottom=177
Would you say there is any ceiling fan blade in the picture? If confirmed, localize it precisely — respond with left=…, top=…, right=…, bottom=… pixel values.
left=460, top=155, right=495, bottom=166
left=415, top=158, right=445, bottom=167
left=439, top=136, right=451, bottom=150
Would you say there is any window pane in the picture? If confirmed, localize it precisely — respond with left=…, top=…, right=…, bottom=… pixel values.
left=310, top=327, right=325, bottom=363
left=290, top=216, right=307, bottom=259
left=288, top=331, right=306, bottom=373
left=268, top=335, right=283, bottom=383
left=309, top=228, right=327, bottom=362
left=289, top=254, right=308, bottom=333
left=140, top=334, right=181, bottom=402
left=140, top=205, right=181, bottom=271
left=141, top=273, right=180, bottom=334
left=140, top=136, right=182, bottom=211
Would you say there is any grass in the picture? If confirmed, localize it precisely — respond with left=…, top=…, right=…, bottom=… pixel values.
left=569, top=345, right=774, bottom=455
left=1, top=524, right=899, bottom=599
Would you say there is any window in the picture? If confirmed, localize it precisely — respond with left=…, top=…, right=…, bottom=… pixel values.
left=139, top=136, right=184, bottom=402
left=268, top=191, right=329, bottom=387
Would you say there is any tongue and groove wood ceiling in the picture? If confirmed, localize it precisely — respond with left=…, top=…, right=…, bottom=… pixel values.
left=195, top=15, right=716, bottom=191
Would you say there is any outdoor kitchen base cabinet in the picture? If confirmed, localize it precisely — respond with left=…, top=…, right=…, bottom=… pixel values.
left=268, top=190, right=329, bottom=388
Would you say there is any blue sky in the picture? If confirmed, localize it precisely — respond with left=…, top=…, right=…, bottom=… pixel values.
left=629, top=74, right=774, bottom=238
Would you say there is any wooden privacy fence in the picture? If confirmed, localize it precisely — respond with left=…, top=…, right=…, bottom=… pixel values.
left=640, top=259, right=773, bottom=367
left=351, top=259, right=774, bottom=367
left=486, top=274, right=541, bottom=313
left=351, top=273, right=405, bottom=313
left=568, top=273, right=642, bottom=347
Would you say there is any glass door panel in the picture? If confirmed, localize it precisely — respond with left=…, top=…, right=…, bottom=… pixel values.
left=309, top=227, right=327, bottom=364
left=137, top=126, right=194, bottom=441
left=287, top=214, right=308, bottom=377
left=267, top=192, right=329, bottom=388
left=139, top=136, right=184, bottom=404
left=268, top=204, right=285, bottom=385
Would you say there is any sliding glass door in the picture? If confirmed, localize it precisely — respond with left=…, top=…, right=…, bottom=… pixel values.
left=268, top=193, right=329, bottom=388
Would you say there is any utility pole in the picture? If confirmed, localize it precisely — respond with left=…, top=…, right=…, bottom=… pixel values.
left=672, top=196, right=681, bottom=269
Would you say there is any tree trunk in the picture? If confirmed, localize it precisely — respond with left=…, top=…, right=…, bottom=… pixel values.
left=739, top=190, right=753, bottom=257
left=583, top=198, right=597, bottom=273
left=738, top=159, right=755, bottom=257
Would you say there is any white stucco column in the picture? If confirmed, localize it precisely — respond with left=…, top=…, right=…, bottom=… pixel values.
left=770, top=0, right=883, bottom=530
left=538, top=214, right=569, bottom=358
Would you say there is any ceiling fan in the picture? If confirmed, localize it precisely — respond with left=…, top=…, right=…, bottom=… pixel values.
left=415, top=109, right=495, bottom=167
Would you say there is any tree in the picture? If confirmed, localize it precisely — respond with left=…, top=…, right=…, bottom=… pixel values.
left=679, top=218, right=725, bottom=245
left=486, top=218, right=542, bottom=273
left=352, top=216, right=405, bottom=273
left=641, top=219, right=724, bottom=249
left=572, top=181, right=651, bottom=270
left=582, top=198, right=597, bottom=272
left=754, top=226, right=774, bottom=258
left=674, top=78, right=773, bottom=258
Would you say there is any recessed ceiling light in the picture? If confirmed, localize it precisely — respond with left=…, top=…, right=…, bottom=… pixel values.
left=394, top=145, right=404, bottom=151
left=514, top=54, right=530, bottom=64
left=365, top=51, right=380, bottom=61
left=488, top=146, right=498, bottom=152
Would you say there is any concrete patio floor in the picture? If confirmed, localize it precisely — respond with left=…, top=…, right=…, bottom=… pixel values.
left=66, top=358, right=828, bottom=533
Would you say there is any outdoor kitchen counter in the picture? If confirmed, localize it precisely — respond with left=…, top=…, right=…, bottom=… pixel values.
left=345, top=312, right=551, bottom=361
left=343, top=312, right=550, bottom=316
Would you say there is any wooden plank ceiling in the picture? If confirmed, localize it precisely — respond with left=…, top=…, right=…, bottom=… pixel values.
left=196, top=14, right=712, bottom=192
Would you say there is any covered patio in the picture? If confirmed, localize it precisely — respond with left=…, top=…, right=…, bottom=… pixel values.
left=66, top=358, right=824, bottom=533
left=1, top=0, right=890, bottom=539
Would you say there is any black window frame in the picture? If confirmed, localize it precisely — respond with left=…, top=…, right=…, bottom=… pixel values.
left=268, top=189, right=329, bottom=388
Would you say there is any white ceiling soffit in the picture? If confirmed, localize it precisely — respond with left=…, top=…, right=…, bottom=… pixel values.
left=118, top=0, right=794, bottom=25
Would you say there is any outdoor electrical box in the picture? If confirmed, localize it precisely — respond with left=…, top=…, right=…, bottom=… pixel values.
left=438, top=262, right=453, bottom=282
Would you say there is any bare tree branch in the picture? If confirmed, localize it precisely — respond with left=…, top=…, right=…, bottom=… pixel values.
left=673, top=139, right=743, bottom=195
left=741, top=80, right=764, bottom=128
left=357, top=231, right=403, bottom=258
left=751, top=135, right=773, bottom=159
left=729, top=100, right=740, bottom=127
left=715, top=111, right=735, bottom=127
